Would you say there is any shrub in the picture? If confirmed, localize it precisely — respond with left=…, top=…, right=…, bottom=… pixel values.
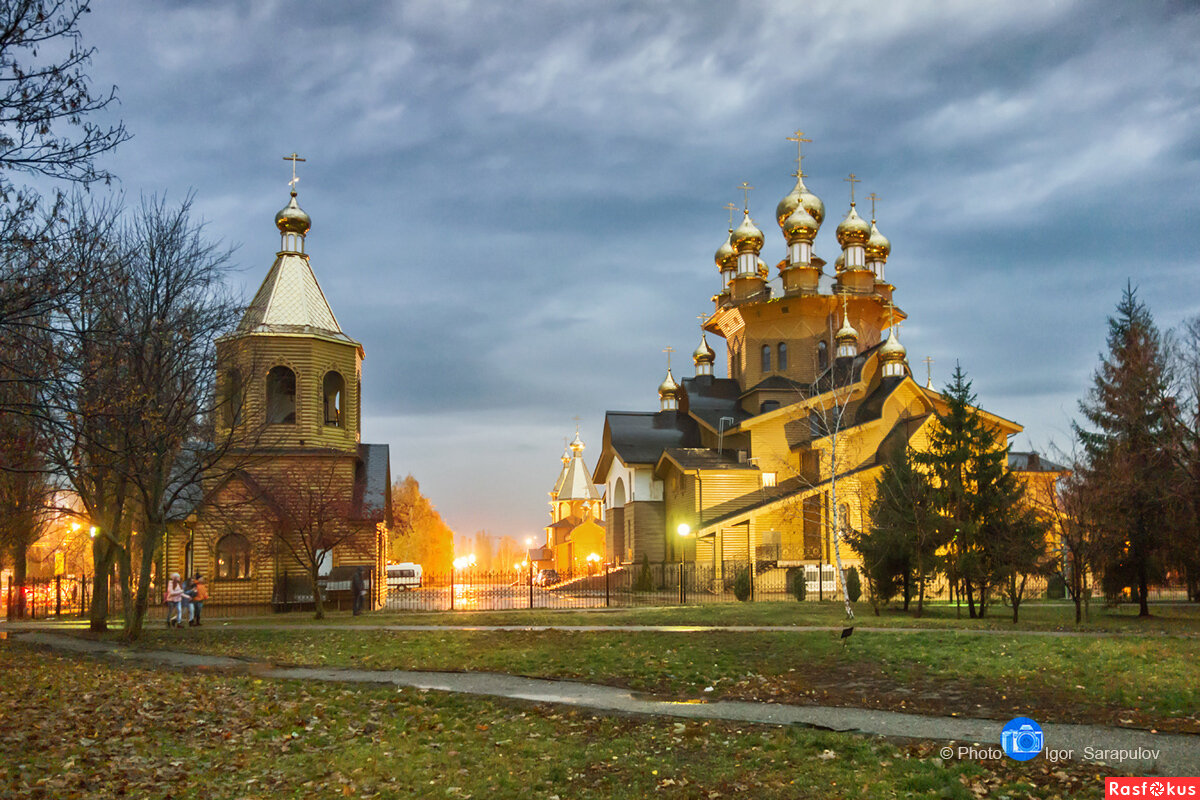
left=788, top=568, right=806, bottom=602
left=1045, top=573, right=1066, bottom=600
left=733, top=568, right=751, bottom=602
left=633, top=553, right=653, bottom=592
left=845, top=566, right=862, bottom=603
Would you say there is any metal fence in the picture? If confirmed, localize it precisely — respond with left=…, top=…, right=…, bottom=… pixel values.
left=2, top=565, right=1194, bottom=620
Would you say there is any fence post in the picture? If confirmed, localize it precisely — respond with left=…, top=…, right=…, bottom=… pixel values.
left=55, top=575, right=62, bottom=618
left=3, top=576, right=9, bottom=620
left=450, top=568, right=455, bottom=612
left=528, top=563, right=533, bottom=610
left=604, top=562, right=609, bottom=608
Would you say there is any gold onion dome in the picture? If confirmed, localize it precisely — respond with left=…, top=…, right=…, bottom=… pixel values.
left=757, top=257, right=768, bottom=278
left=783, top=202, right=819, bottom=244
left=836, top=204, right=870, bottom=247
left=879, top=327, right=906, bottom=362
left=693, top=334, right=715, bottom=366
left=776, top=174, right=825, bottom=228
left=730, top=211, right=764, bottom=254
left=276, top=191, right=311, bottom=235
left=658, top=368, right=680, bottom=398
left=714, top=232, right=736, bottom=271
left=834, top=252, right=845, bottom=271
left=570, top=431, right=585, bottom=455
left=836, top=310, right=858, bottom=343
left=866, top=221, right=891, bottom=261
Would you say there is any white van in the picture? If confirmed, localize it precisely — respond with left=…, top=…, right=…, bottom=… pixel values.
left=386, top=562, right=423, bottom=590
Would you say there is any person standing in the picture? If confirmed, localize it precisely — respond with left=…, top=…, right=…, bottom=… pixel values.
left=165, top=573, right=185, bottom=628
left=190, top=574, right=208, bottom=626
left=351, top=566, right=366, bottom=616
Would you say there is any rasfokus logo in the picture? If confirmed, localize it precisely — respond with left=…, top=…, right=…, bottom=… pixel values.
left=1106, top=778, right=1200, bottom=798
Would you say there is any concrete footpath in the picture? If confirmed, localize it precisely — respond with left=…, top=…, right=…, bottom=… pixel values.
left=10, top=631, right=1199, bottom=777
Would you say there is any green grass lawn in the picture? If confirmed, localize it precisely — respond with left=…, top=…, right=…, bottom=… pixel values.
left=1, top=643, right=1117, bottom=799
left=120, top=623, right=1200, bottom=730
left=208, top=598, right=1200, bottom=633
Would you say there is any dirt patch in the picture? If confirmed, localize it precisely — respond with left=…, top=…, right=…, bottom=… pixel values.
left=718, top=660, right=1200, bottom=735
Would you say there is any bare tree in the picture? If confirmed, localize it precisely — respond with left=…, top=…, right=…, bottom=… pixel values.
left=249, top=460, right=365, bottom=620
left=0, top=0, right=129, bottom=197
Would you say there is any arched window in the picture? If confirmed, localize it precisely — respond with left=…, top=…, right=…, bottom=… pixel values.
left=817, top=340, right=828, bottom=371
left=323, top=371, right=345, bottom=427
left=761, top=344, right=771, bottom=373
left=838, top=503, right=852, bottom=533
left=266, top=366, right=296, bottom=425
left=215, top=533, right=252, bottom=580
left=222, top=368, right=243, bottom=428
left=777, top=342, right=788, bottom=371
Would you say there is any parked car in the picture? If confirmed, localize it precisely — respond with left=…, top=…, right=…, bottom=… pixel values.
left=533, top=569, right=560, bottom=587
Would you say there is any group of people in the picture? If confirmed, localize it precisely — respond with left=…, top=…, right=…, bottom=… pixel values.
left=164, top=572, right=208, bottom=627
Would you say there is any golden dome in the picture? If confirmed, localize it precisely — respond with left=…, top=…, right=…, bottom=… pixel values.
left=836, top=300, right=858, bottom=343
left=835, top=203, right=870, bottom=247
left=276, top=192, right=311, bottom=235
left=570, top=431, right=585, bottom=455
left=783, top=202, right=819, bottom=244
left=834, top=251, right=845, bottom=271
left=776, top=173, right=825, bottom=228
left=879, top=327, right=906, bottom=361
left=866, top=221, right=891, bottom=261
left=714, top=232, right=736, bottom=271
left=693, top=334, right=715, bottom=366
left=757, top=257, right=768, bottom=278
left=658, top=368, right=680, bottom=398
left=730, top=211, right=764, bottom=255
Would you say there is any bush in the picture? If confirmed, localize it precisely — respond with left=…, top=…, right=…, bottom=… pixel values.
left=1045, top=573, right=1066, bottom=600
left=845, top=566, right=862, bottom=603
left=733, top=568, right=751, bottom=602
left=788, top=568, right=806, bottom=602
left=633, top=553, right=654, bottom=592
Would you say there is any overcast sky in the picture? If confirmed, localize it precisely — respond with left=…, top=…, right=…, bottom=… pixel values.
left=71, top=1, right=1200, bottom=541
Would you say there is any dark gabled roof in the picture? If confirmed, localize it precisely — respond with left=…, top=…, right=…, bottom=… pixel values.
left=849, top=375, right=904, bottom=425
left=742, top=374, right=808, bottom=395
left=680, top=374, right=750, bottom=431
left=604, top=410, right=701, bottom=467
left=660, top=447, right=759, bottom=471
left=355, top=443, right=391, bottom=522
left=811, top=340, right=882, bottom=395
left=1008, top=451, right=1070, bottom=473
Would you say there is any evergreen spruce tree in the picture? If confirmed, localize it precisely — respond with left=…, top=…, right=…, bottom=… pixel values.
left=1075, top=285, right=1175, bottom=617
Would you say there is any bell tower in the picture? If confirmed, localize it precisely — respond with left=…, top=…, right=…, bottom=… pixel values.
left=214, top=155, right=364, bottom=453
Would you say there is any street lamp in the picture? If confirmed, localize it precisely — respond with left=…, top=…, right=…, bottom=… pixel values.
left=677, top=524, right=692, bottom=604
left=526, top=537, right=535, bottom=609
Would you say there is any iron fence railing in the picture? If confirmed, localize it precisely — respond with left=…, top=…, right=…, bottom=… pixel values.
left=1, top=566, right=1193, bottom=620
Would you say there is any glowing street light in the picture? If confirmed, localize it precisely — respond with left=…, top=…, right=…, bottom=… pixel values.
left=677, top=523, right=693, bottom=604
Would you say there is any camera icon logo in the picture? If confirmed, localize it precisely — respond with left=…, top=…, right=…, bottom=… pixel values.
left=1000, top=717, right=1044, bottom=761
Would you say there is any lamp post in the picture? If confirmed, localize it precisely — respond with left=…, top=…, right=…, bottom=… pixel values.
left=677, top=524, right=691, bottom=604
left=526, top=537, right=535, bottom=609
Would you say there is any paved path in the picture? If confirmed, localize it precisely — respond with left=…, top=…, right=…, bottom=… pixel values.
left=10, top=631, right=1198, bottom=776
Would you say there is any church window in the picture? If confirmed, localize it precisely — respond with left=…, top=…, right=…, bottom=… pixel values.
left=838, top=503, right=852, bottom=532
left=762, top=472, right=777, bottom=488
left=761, top=344, right=771, bottom=373
left=817, top=340, right=828, bottom=371
left=215, top=533, right=252, bottom=580
left=761, top=400, right=780, bottom=414
left=222, top=368, right=244, bottom=428
left=266, top=366, right=296, bottom=425
left=323, top=370, right=345, bottom=427
left=777, top=342, right=788, bottom=370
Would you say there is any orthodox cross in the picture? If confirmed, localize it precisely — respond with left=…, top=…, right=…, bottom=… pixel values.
left=283, top=152, right=306, bottom=191
left=724, top=201, right=737, bottom=230
left=786, top=129, right=811, bottom=176
left=572, top=415, right=581, bottom=434
left=923, top=356, right=934, bottom=385
left=844, top=173, right=860, bottom=205
left=737, top=182, right=754, bottom=212
left=663, top=346, right=675, bottom=371
left=868, top=192, right=881, bottom=221
left=697, top=313, right=709, bottom=328
left=885, top=300, right=895, bottom=331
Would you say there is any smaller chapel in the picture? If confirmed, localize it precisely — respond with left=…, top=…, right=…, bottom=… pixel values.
left=543, top=432, right=606, bottom=574
left=165, top=171, right=392, bottom=609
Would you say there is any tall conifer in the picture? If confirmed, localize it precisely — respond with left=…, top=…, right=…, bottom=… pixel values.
left=1075, top=285, right=1174, bottom=616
